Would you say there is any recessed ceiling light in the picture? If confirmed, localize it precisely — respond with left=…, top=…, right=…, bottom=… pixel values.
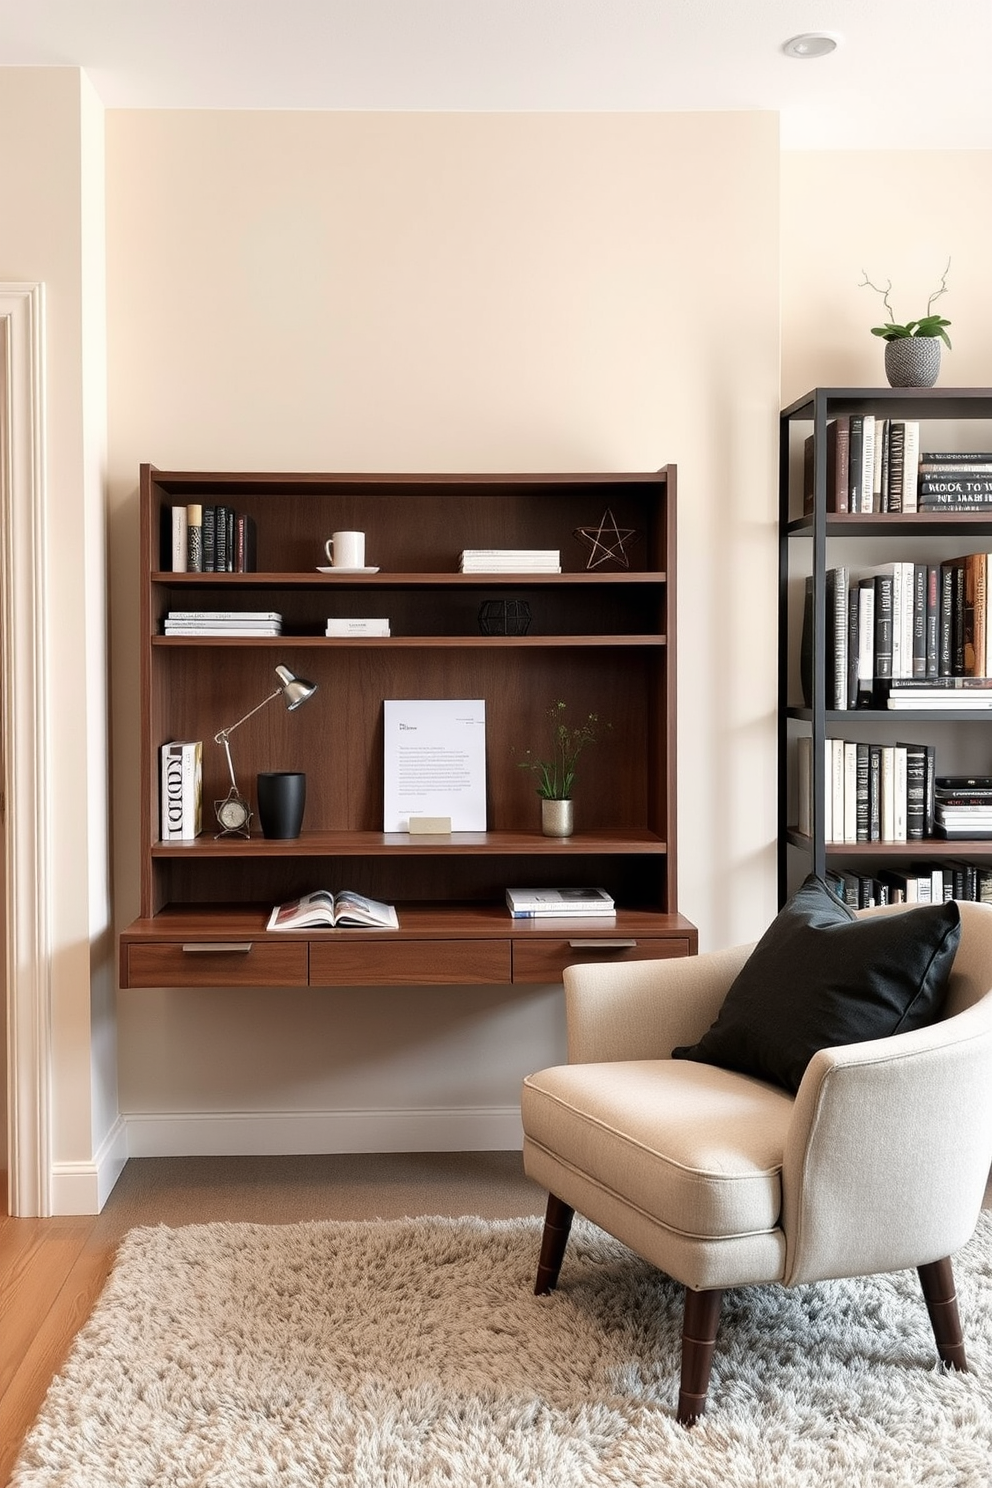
left=782, top=32, right=839, bottom=60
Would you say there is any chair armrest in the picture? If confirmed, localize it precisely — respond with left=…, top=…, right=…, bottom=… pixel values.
left=562, top=942, right=753, bottom=1063
left=782, top=997, right=992, bottom=1286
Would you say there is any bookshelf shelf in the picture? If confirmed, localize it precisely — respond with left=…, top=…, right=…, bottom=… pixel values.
left=122, top=464, right=696, bottom=987
left=779, top=386, right=992, bottom=907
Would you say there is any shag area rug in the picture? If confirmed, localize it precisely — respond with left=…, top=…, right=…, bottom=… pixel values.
left=12, top=1211, right=992, bottom=1486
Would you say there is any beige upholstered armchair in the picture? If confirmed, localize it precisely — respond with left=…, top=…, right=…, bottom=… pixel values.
left=522, top=895, right=992, bottom=1426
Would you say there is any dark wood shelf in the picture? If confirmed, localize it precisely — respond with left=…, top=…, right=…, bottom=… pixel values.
left=124, top=463, right=693, bottom=985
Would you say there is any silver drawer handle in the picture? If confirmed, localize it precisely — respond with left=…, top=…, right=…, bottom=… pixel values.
left=568, top=939, right=637, bottom=950
left=181, top=942, right=253, bottom=954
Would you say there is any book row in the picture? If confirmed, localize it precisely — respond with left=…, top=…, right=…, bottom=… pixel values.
left=797, top=736, right=992, bottom=845
left=806, top=554, right=992, bottom=711
left=163, top=505, right=258, bottom=573
left=827, top=862, right=992, bottom=910
left=802, top=424, right=992, bottom=514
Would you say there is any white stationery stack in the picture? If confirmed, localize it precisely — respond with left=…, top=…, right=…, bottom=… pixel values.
left=459, top=549, right=561, bottom=573
left=163, top=610, right=282, bottom=636
left=505, top=886, right=616, bottom=918
left=325, top=618, right=391, bottom=636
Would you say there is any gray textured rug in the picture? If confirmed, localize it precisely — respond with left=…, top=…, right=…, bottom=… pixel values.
left=12, top=1211, right=992, bottom=1486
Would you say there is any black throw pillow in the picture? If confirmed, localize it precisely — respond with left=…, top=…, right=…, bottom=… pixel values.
left=672, top=875, right=961, bottom=1093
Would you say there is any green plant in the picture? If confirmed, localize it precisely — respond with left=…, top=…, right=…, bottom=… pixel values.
left=517, top=700, right=611, bottom=800
left=859, top=259, right=952, bottom=348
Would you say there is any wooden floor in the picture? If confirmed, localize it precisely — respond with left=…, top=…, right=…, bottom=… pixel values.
left=0, top=1151, right=544, bottom=1484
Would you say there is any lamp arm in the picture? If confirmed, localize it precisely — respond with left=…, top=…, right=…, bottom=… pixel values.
left=213, top=686, right=282, bottom=794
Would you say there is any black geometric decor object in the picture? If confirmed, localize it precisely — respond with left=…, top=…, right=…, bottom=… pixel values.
left=478, top=599, right=532, bottom=636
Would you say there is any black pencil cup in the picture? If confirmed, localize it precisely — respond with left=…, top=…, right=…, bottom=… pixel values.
left=256, top=771, right=306, bottom=839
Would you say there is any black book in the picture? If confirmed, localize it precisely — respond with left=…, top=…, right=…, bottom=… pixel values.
left=848, top=415, right=864, bottom=513
left=214, top=505, right=229, bottom=573
left=868, top=744, right=882, bottom=842
left=855, top=741, right=870, bottom=842
left=873, top=573, right=893, bottom=690
left=920, top=451, right=992, bottom=463
left=235, top=513, right=258, bottom=573
left=202, top=505, right=217, bottom=572
left=901, top=741, right=928, bottom=841
left=847, top=580, right=861, bottom=708
left=799, top=575, right=813, bottom=708
left=925, top=564, right=939, bottom=679
left=912, top=564, right=927, bottom=679
left=939, top=562, right=954, bottom=675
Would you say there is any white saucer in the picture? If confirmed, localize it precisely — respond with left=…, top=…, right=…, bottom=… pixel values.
left=316, top=566, right=380, bottom=574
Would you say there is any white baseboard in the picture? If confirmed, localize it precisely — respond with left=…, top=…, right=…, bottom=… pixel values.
left=123, top=1106, right=524, bottom=1158
left=51, top=1115, right=128, bottom=1215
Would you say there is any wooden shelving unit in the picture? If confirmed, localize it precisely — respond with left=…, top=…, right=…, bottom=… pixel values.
left=120, top=465, right=697, bottom=987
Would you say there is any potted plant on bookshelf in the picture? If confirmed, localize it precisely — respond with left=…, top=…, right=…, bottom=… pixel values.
left=518, top=700, right=611, bottom=837
left=859, top=260, right=951, bottom=387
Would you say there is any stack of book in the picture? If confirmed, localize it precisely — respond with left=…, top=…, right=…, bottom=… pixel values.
left=325, top=617, right=390, bottom=636
left=917, top=451, right=992, bottom=512
left=459, top=549, right=561, bottom=573
left=163, top=609, right=282, bottom=636
left=934, top=776, right=992, bottom=840
left=505, top=886, right=615, bottom=918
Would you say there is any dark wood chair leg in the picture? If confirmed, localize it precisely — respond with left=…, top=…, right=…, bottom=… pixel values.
left=677, top=1287, right=723, bottom=1427
left=918, top=1256, right=968, bottom=1371
left=534, top=1193, right=575, bottom=1295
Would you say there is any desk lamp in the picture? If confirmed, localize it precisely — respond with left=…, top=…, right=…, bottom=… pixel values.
left=213, top=665, right=317, bottom=837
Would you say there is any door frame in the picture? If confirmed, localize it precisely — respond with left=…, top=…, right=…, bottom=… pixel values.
left=1, top=283, right=53, bottom=1217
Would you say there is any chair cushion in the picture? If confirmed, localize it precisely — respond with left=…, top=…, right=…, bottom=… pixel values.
left=521, top=1059, right=793, bottom=1240
left=672, top=874, right=961, bottom=1093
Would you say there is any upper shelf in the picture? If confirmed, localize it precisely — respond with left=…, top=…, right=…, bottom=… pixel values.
left=782, top=387, right=992, bottom=421
left=150, top=570, right=668, bottom=586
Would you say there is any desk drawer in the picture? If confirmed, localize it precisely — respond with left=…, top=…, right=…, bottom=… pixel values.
left=512, top=936, right=693, bottom=984
left=309, top=938, right=511, bottom=985
left=125, top=940, right=309, bottom=988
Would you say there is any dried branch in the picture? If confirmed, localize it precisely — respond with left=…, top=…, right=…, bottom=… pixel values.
left=859, top=270, right=896, bottom=324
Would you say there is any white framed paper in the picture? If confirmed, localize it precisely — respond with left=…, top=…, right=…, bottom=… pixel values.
left=383, top=699, right=487, bottom=831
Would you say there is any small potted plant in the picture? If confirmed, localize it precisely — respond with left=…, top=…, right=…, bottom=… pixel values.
left=859, top=259, right=951, bottom=387
left=518, top=700, right=611, bottom=837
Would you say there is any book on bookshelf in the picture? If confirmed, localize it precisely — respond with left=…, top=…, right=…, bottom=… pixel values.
left=186, top=504, right=203, bottom=572
left=919, top=451, right=992, bottom=464
left=159, top=739, right=202, bottom=840
left=505, top=886, right=616, bottom=917
left=170, top=506, right=188, bottom=572
left=266, top=889, right=399, bottom=931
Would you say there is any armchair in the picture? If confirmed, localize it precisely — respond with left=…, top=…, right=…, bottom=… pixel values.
left=522, top=898, right=992, bottom=1425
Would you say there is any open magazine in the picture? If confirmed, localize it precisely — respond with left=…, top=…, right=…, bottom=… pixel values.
left=266, top=889, right=399, bottom=931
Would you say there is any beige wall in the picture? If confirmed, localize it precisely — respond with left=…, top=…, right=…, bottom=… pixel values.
left=10, top=72, right=990, bottom=1201
left=105, top=109, right=781, bottom=1156
left=781, top=151, right=992, bottom=402
left=0, top=68, right=115, bottom=1211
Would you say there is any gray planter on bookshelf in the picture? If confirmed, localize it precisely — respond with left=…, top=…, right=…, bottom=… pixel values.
left=884, top=336, right=941, bottom=388
left=541, top=798, right=574, bottom=837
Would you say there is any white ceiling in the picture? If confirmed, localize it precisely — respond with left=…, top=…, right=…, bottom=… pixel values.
left=0, top=0, right=990, bottom=150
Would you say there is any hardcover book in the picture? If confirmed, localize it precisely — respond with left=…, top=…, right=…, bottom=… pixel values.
left=159, top=739, right=202, bottom=840
left=505, top=886, right=615, bottom=917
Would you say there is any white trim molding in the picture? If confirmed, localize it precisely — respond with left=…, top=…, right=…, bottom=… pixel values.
left=124, top=1107, right=525, bottom=1159
left=0, top=282, right=53, bottom=1217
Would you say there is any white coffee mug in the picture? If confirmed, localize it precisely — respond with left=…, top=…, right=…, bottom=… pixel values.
left=325, top=530, right=366, bottom=568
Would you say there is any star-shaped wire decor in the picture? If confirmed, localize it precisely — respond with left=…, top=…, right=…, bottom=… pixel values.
left=573, top=508, right=640, bottom=570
